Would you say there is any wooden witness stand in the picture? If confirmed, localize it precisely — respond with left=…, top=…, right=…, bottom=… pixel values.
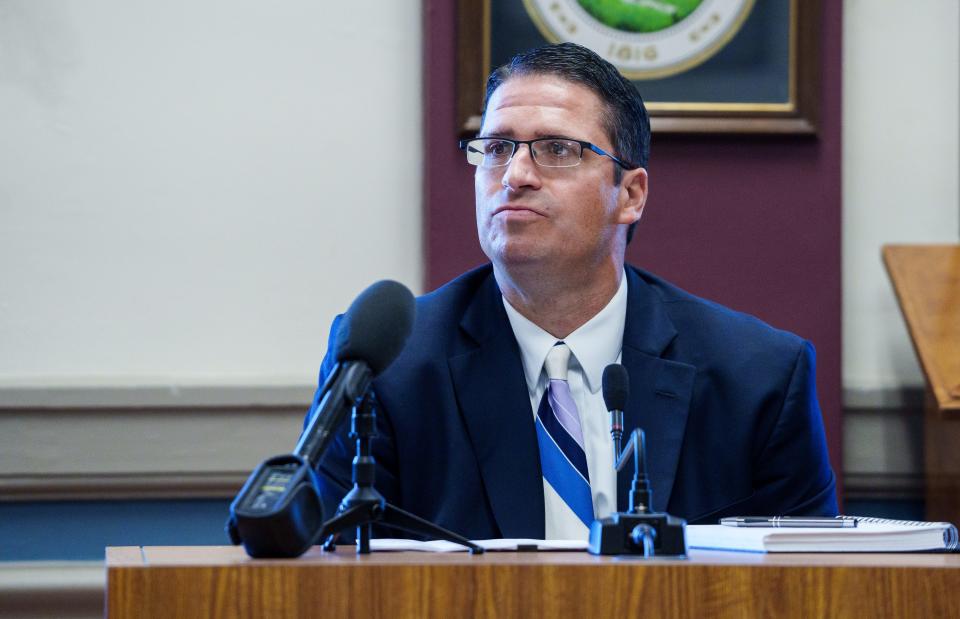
left=106, top=545, right=960, bottom=618
left=883, top=245, right=960, bottom=522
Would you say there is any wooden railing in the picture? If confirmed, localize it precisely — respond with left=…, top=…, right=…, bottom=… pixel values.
left=883, top=244, right=960, bottom=521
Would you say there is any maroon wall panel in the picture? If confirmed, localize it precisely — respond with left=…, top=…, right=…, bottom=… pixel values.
left=423, top=2, right=843, bottom=498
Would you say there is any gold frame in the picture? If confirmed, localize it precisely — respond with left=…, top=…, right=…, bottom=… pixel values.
left=456, top=0, right=820, bottom=135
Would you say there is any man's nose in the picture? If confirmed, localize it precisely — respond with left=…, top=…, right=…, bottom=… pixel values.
left=501, top=143, right=542, bottom=190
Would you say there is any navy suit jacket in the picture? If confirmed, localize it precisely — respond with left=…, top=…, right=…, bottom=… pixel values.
left=308, top=264, right=837, bottom=539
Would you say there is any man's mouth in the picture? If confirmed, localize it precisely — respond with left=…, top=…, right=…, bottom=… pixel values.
left=493, top=204, right=545, bottom=217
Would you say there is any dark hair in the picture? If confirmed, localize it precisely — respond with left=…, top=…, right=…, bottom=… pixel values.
left=481, top=43, right=650, bottom=243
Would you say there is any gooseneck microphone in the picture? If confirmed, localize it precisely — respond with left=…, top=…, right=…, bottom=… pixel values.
left=294, top=280, right=415, bottom=463
left=601, top=363, right=650, bottom=512
left=589, top=363, right=687, bottom=558
left=227, top=280, right=415, bottom=558
left=601, top=363, right=629, bottom=460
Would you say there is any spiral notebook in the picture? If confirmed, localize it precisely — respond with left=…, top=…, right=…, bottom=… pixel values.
left=687, top=516, right=959, bottom=553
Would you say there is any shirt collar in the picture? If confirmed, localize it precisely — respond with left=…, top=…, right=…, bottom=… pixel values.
left=502, top=272, right=628, bottom=395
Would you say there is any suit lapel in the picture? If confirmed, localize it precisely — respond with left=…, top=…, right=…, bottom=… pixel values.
left=618, top=268, right=696, bottom=513
left=448, top=273, right=545, bottom=538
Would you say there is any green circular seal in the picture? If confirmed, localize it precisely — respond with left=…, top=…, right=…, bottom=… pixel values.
left=522, top=0, right=756, bottom=79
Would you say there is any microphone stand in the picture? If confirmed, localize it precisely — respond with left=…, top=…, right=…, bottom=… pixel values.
left=588, top=428, right=687, bottom=557
left=319, top=392, right=484, bottom=555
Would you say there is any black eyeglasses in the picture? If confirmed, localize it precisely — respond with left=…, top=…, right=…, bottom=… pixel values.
left=458, top=137, right=636, bottom=170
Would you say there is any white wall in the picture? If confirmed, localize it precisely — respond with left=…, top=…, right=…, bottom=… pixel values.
left=0, top=0, right=423, bottom=390
left=3, top=0, right=956, bottom=396
left=843, top=0, right=959, bottom=393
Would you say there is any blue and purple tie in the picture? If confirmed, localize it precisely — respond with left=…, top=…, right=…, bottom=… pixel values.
left=534, top=342, right=593, bottom=527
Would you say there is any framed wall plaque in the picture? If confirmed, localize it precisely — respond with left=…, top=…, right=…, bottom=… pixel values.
left=456, top=0, right=820, bottom=135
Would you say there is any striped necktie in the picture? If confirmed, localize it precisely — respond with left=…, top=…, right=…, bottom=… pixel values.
left=534, top=342, right=593, bottom=528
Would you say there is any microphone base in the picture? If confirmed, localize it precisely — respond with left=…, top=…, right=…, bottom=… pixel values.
left=319, top=392, right=484, bottom=555
left=319, top=498, right=485, bottom=555
left=588, top=511, right=687, bottom=558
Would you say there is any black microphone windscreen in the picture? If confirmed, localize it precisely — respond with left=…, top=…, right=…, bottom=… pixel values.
left=333, top=280, right=415, bottom=375
left=602, top=363, right=630, bottom=411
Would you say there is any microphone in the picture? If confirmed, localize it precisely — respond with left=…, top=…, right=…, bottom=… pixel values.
left=294, top=280, right=415, bottom=463
left=227, top=279, right=415, bottom=558
left=589, top=363, right=687, bottom=558
left=602, top=363, right=629, bottom=460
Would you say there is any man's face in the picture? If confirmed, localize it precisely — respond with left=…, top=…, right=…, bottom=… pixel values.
left=474, top=74, right=645, bottom=275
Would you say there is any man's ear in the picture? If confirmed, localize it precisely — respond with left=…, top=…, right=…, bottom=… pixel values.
left=617, top=167, right=648, bottom=225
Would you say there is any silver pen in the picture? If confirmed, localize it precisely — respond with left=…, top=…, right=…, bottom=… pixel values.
left=720, top=516, right=858, bottom=528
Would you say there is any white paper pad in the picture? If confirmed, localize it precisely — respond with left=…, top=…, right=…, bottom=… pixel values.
left=368, top=538, right=589, bottom=553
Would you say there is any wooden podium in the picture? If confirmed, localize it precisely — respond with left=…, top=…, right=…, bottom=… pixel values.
left=883, top=244, right=960, bottom=521
left=107, top=545, right=960, bottom=618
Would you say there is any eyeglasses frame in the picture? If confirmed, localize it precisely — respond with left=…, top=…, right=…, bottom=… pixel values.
left=458, top=137, right=637, bottom=170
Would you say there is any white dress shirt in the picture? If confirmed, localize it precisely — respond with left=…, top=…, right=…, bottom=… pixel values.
left=502, top=273, right=627, bottom=540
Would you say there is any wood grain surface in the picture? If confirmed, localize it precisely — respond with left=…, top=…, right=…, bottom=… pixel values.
left=107, top=546, right=960, bottom=618
left=883, top=244, right=960, bottom=414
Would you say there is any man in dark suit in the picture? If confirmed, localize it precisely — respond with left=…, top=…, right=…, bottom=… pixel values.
left=307, top=43, right=837, bottom=540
